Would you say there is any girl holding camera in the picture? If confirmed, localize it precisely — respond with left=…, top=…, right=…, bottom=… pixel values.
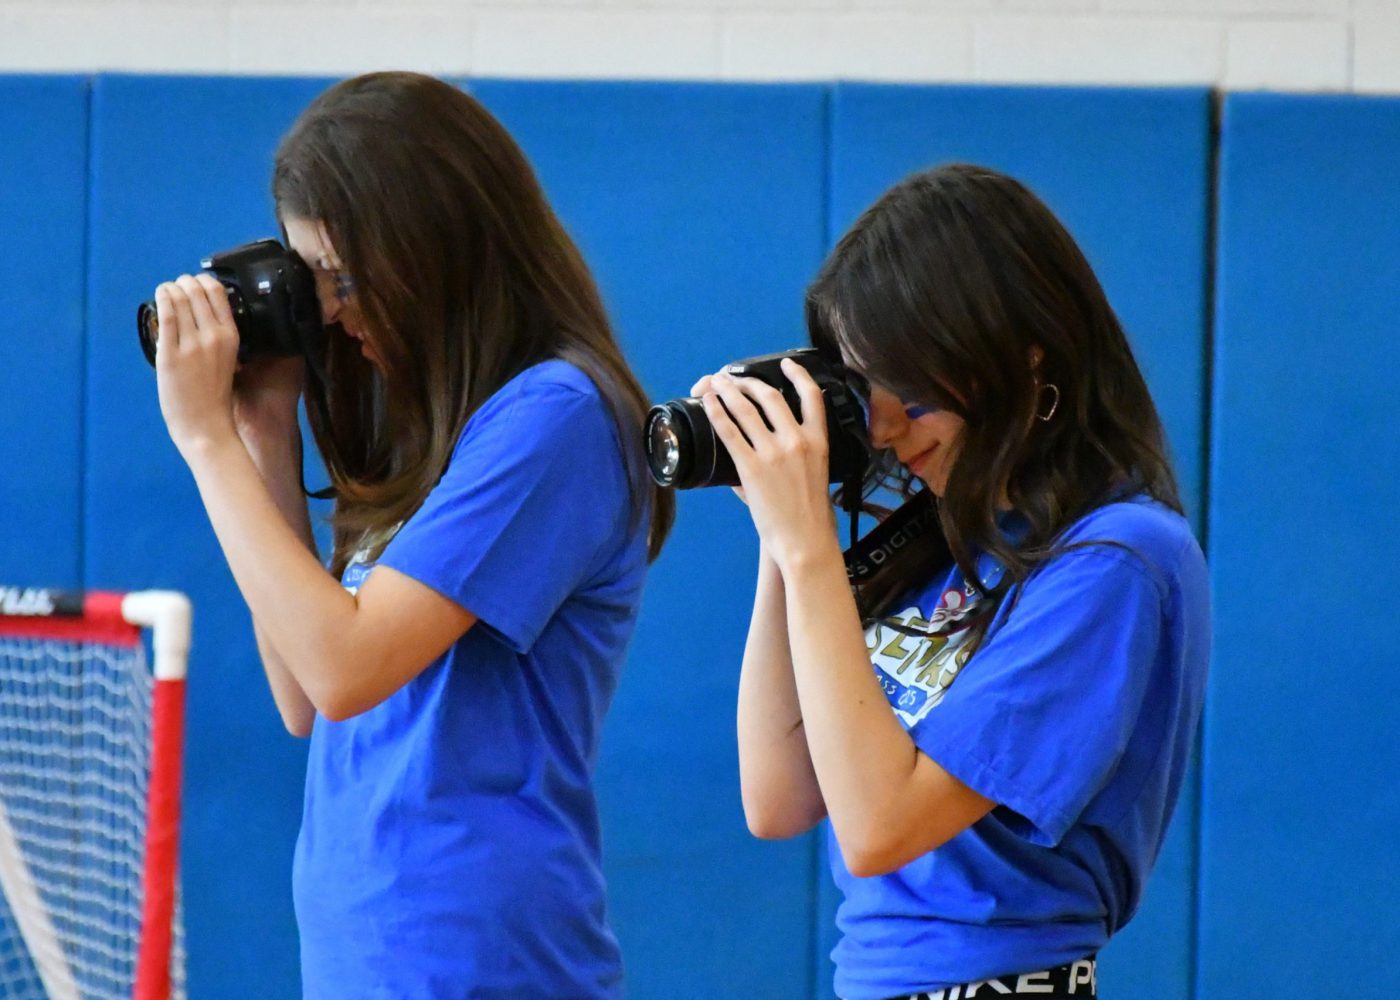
left=151, top=72, right=671, bottom=998
left=695, top=164, right=1209, bottom=999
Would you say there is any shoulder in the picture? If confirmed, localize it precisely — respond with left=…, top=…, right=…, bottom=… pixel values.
left=1059, top=496, right=1197, bottom=557
left=462, top=360, right=619, bottom=456
left=1040, top=496, right=1206, bottom=604
left=447, top=360, right=627, bottom=486
left=476, top=359, right=606, bottom=421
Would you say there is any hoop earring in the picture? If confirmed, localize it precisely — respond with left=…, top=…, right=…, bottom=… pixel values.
left=1036, top=382, right=1060, bottom=422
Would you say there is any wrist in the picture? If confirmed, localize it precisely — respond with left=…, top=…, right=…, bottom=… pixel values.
left=756, top=544, right=784, bottom=586
left=772, top=534, right=844, bottom=583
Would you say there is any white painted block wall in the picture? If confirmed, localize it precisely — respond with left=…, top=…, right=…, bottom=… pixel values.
left=0, top=0, right=1395, bottom=92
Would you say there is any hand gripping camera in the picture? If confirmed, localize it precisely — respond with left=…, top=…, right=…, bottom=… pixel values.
left=136, top=239, right=324, bottom=369
left=646, top=348, right=955, bottom=622
left=643, top=348, right=872, bottom=490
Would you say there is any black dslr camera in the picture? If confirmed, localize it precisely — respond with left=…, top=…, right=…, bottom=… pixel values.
left=136, top=239, right=324, bottom=367
left=644, top=348, right=872, bottom=490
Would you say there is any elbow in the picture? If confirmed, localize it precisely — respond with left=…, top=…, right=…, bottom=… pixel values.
left=268, top=686, right=314, bottom=738
left=841, top=844, right=903, bottom=879
left=313, top=689, right=371, bottom=724
left=281, top=711, right=314, bottom=739
left=302, top=640, right=426, bottom=723
left=835, top=820, right=942, bottom=878
left=744, top=809, right=805, bottom=841
left=741, top=789, right=823, bottom=841
left=304, top=672, right=378, bottom=725
left=292, top=648, right=392, bottom=723
left=839, top=830, right=907, bottom=878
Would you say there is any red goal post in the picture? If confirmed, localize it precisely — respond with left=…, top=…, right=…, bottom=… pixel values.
left=0, top=587, right=190, bottom=1000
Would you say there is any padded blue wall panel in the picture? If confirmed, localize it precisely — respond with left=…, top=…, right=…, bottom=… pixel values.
left=0, top=77, right=88, bottom=588
left=1202, top=93, right=1400, bottom=996
left=472, top=80, right=829, bottom=997
left=822, top=84, right=1213, bottom=999
left=85, top=75, right=333, bottom=1000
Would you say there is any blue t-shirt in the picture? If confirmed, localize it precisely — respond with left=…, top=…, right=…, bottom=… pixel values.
left=830, top=497, right=1210, bottom=999
left=293, top=360, right=648, bottom=999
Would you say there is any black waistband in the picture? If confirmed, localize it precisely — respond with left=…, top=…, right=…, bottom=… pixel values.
left=880, top=956, right=1098, bottom=1000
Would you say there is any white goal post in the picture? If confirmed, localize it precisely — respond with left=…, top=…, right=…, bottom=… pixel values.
left=0, top=587, right=191, bottom=1000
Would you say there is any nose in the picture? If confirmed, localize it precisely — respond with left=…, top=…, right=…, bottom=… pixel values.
left=324, top=296, right=352, bottom=334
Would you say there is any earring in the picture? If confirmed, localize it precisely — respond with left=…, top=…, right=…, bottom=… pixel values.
left=1036, top=382, right=1060, bottom=422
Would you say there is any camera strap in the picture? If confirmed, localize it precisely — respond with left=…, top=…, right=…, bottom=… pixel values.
left=842, top=489, right=940, bottom=587
left=842, top=488, right=960, bottom=636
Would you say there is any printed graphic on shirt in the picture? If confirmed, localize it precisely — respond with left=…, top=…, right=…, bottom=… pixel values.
left=339, top=523, right=404, bottom=595
left=342, top=552, right=373, bottom=595
left=865, top=565, right=1003, bottom=729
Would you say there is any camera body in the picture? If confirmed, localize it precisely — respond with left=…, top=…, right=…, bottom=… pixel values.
left=137, top=239, right=324, bottom=368
left=645, top=348, right=871, bottom=489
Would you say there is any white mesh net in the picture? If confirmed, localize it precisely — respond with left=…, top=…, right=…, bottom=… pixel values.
left=0, top=633, right=185, bottom=1000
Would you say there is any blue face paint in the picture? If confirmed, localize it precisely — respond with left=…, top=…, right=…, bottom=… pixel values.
left=315, top=256, right=355, bottom=303
left=903, top=403, right=941, bottom=420
left=845, top=370, right=942, bottom=423
left=332, top=271, right=355, bottom=302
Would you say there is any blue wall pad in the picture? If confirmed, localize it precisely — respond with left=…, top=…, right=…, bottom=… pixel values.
left=85, top=74, right=334, bottom=1000
left=472, top=80, right=830, bottom=998
left=823, top=83, right=1214, bottom=1000
left=1202, top=92, right=1400, bottom=996
left=0, top=77, right=89, bottom=588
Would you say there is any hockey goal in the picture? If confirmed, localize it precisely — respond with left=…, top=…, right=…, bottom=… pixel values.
left=0, top=587, right=190, bottom=1000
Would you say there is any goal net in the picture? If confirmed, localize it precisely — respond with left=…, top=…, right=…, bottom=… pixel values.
left=0, top=588, right=190, bottom=1000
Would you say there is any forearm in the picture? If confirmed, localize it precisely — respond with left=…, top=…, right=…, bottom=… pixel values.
left=182, top=431, right=364, bottom=719
left=240, top=421, right=317, bottom=736
left=736, top=546, right=827, bottom=837
left=698, top=358, right=991, bottom=872
left=780, top=541, right=925, bottom=856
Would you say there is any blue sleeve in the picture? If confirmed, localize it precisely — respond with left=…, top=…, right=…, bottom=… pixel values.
left=910, top=547, right=1165, bottom=847
left=377, top=375, right=630, bottom=654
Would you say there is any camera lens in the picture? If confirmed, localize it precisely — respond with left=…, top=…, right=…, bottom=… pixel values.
left=137, top=302, right=160, bottom=365
left=646, top=405, right=696, bottom=486
left=648, top=410, right=683, bottom=482
left=644, top=398, right=734, bottom=489
left=647, top=350, right=874, bottom=491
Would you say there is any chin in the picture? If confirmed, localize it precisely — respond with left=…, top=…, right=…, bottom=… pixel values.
left=920, top=473, right=949, bottom=497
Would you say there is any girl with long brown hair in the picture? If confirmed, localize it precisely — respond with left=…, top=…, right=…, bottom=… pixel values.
left=694, top=164, right=1209, bottom=999
left=150, top=72, right=671, bottom=998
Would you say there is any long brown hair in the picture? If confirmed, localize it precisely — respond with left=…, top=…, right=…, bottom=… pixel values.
left=809, top=164, right=1181, bottom=614
left=272, top=72, right=673, bottom=575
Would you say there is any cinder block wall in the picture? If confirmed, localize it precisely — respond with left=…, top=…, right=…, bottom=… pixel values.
left=0, top=0, right=1396, bottom=92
